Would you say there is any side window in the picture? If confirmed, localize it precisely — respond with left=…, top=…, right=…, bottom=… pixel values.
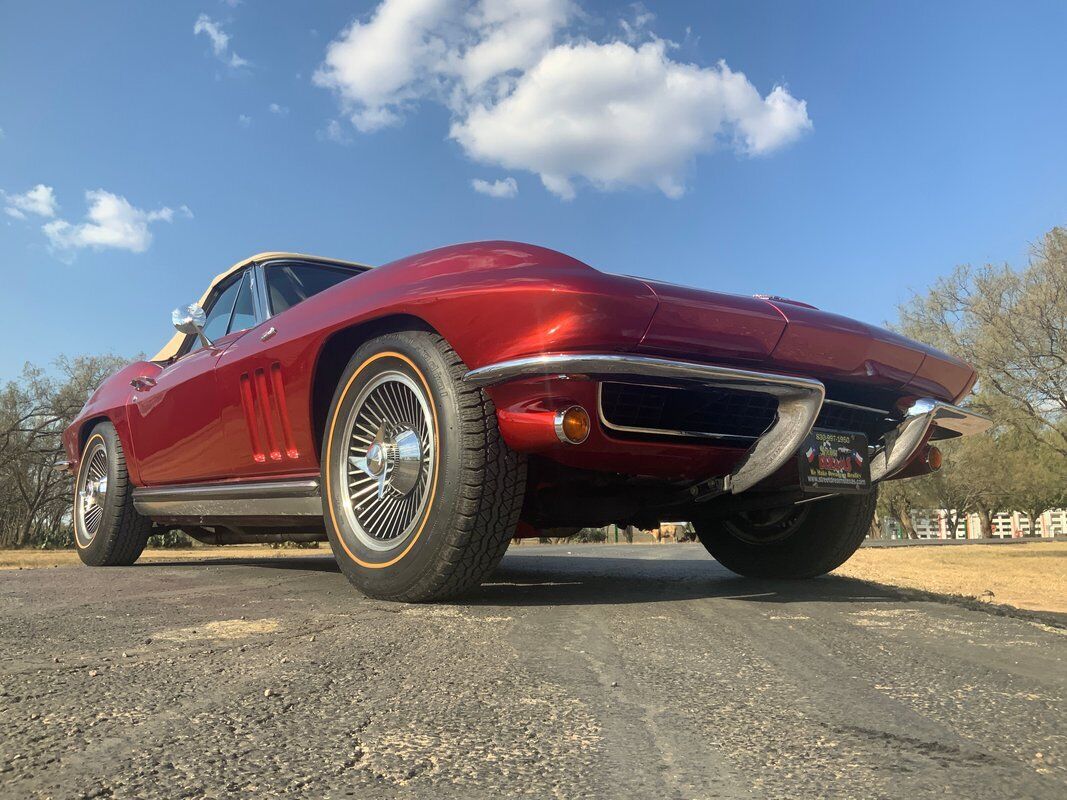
left=188, top=274, right=241, bottom=353
left=266, top=263, right=358, bottom=315
left=228, top=271, right=256, bottom=334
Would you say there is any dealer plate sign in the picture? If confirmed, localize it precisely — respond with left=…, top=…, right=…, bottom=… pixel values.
left=797, top=429, right=871, bottom=493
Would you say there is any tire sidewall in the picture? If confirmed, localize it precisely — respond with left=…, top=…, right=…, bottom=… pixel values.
left=75, top=424, right=123, bottom=563
left=322, top=332, right=464, bottom=597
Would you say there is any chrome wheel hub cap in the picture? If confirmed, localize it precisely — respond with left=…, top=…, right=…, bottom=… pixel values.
left=76, top=442, right=109, bottom=545
left=80, top=476, right=108, bottom=508
left=351, top=424, right=424, bottom=500
left=340, top=371, right=435, bottom=552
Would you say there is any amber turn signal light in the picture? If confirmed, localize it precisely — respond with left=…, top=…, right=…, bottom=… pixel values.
left=926, top=446, right=943, bottom=471
left=554, top=406, right=591, bottom=444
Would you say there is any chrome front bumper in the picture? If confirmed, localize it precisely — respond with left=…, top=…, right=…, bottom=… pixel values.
left=466, top=354, right=823, bottom=493
left=869, top=397, right=992, bottom=481
left=464, top=354, right=991, bottom=493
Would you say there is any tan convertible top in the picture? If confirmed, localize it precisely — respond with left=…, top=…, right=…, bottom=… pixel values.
left=151, top=252, right=371, bottom=362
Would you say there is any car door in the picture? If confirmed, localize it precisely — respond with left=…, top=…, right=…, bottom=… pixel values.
left=126, top=269, right=259, bottom=485
left=213, top=260, right=363, bottom=481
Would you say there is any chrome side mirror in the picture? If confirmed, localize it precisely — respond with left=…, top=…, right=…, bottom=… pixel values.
left=172, top=303, right=213, bottom=348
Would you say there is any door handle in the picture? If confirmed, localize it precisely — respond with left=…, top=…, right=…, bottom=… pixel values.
left=260, top=326, right=277, bottom=342
left=130, top=376, right=157, bottom=391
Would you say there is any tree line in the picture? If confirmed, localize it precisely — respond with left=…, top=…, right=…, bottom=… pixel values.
left=0, top=229, right=1063, bottom=548
left=878, top=227, right=1067, bottom=537
left=0, top=354, right=129, bottom=548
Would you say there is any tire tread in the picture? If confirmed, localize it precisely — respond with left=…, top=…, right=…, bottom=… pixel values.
left=696, top=489, right=877, bottom=579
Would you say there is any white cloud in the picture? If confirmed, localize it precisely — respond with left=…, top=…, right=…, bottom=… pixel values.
left=453, top=41, right=812, bottom=199
left=194, top=14, right=248, bottom=69
left=316, top=119, right=352, bottom=145
left=471, top=176, right=518, bottom=198
left=42, top=190, right=187, bottom=256
left=3, top=184, right=58, bottom=220
left=619, top=3, right=654, bottom=43
left=315, top=0, right=811, bottom=198
left=456, top=0, right=572, bottom=93
left=268, top=102, right=289, bottom=115
left=314, top=0, right=572, bottom=130
left=238, top=114, right=252, bottom=127
left=313, top=0, right=455, bottom=132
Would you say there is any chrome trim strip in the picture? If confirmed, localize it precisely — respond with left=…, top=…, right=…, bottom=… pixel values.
left=870, top=398, right=992, bottom=482
left=133, top=479, right=321, bottom=518
left=465, top=354, right=825, bottom=494
left=822, top=398, right=892, bottom=416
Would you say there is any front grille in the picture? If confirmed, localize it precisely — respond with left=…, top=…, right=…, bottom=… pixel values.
left=599, top=382, right=902, bottom=444
left=599, top=382, right=778, bottom=441
left=815, top=401, right=898, bottom=441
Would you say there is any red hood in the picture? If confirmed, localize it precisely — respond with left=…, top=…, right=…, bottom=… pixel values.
left=634, top=279, right=976, bottom=403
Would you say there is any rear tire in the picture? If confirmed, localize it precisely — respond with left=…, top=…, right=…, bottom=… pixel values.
left=694, top=489, right=877, bottom=579
left=75, top=422, right=151, bottom=566
left=321, top=330, right=526, bottom=601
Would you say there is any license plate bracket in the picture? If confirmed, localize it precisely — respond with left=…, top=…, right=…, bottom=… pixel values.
left=797, top=429, right=871, bottom=494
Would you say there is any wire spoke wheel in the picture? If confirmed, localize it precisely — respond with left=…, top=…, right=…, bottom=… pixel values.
left=322, top=333, right=527, bottom=600
left=338, top=370, right=435, bottom=552
left=76, top=440, right=109, bottom=546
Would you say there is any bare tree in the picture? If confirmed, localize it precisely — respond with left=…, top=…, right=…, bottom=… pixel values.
left=898, top=227, right=1067, bottom=457
left=877, top=480, right=919, bottom=539
left=0, top=354, right=129, bottom=548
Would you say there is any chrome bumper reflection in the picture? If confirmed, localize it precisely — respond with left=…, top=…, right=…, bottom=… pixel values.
left=464, top=354, right=825, bottom=494
left=869, top=398, right=992, bottom=482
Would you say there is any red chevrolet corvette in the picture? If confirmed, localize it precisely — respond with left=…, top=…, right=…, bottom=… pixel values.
left=62, top=242, right=990, bottom=600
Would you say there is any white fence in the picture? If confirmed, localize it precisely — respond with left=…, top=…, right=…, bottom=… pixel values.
left=891, top=508, right=1067, bottom=539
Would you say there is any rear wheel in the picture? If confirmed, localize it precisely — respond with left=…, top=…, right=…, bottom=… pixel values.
left=694, top=489, right=877, bottom=579
left=75, top=422, right=151, bottom=566
left=321, top=330, right=526, bottom=601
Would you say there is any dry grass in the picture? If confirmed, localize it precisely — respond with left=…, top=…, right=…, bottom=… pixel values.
left=0, top=545, right=322, bottom=571
left=837, top=542, right=1067, bottom=615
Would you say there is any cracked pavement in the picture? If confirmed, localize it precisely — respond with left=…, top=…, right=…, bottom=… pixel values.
left=1, top=544, right=1064, bottom=799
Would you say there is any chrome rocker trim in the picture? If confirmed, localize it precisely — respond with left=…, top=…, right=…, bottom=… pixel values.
left=464, top=354, right=826, bottom=494
left=133, top=479, right=321, bottom=519
left=870, top=398, right=992, bottom=482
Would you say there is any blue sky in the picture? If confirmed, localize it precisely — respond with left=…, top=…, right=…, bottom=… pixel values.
left=2, top=1, right=1066, bottom=378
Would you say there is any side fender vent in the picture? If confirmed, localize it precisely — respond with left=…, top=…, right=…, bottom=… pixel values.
left=239, top=363, right=300, bottom=462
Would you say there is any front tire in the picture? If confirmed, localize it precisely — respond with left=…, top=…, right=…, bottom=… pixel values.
left=74, top=422, right=151, bottom=566
left=694, top=489, right=877, bottom=579
left=321, top=331, right=526, bottom=601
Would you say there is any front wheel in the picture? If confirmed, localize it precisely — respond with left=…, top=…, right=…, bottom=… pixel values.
left=74, top=422, right=151, bottom=566
left=694, top=489, right=877, bottom=579
left=321, top=330, right=526, bottom=601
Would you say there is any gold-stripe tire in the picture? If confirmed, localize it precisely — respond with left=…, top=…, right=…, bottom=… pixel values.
left=74, top=422, right=151, bottom=567
left=321, top=330, right=527, bottom=601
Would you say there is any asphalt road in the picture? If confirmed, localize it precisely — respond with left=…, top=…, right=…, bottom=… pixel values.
left=1, top=545, right=1064, bottom=800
